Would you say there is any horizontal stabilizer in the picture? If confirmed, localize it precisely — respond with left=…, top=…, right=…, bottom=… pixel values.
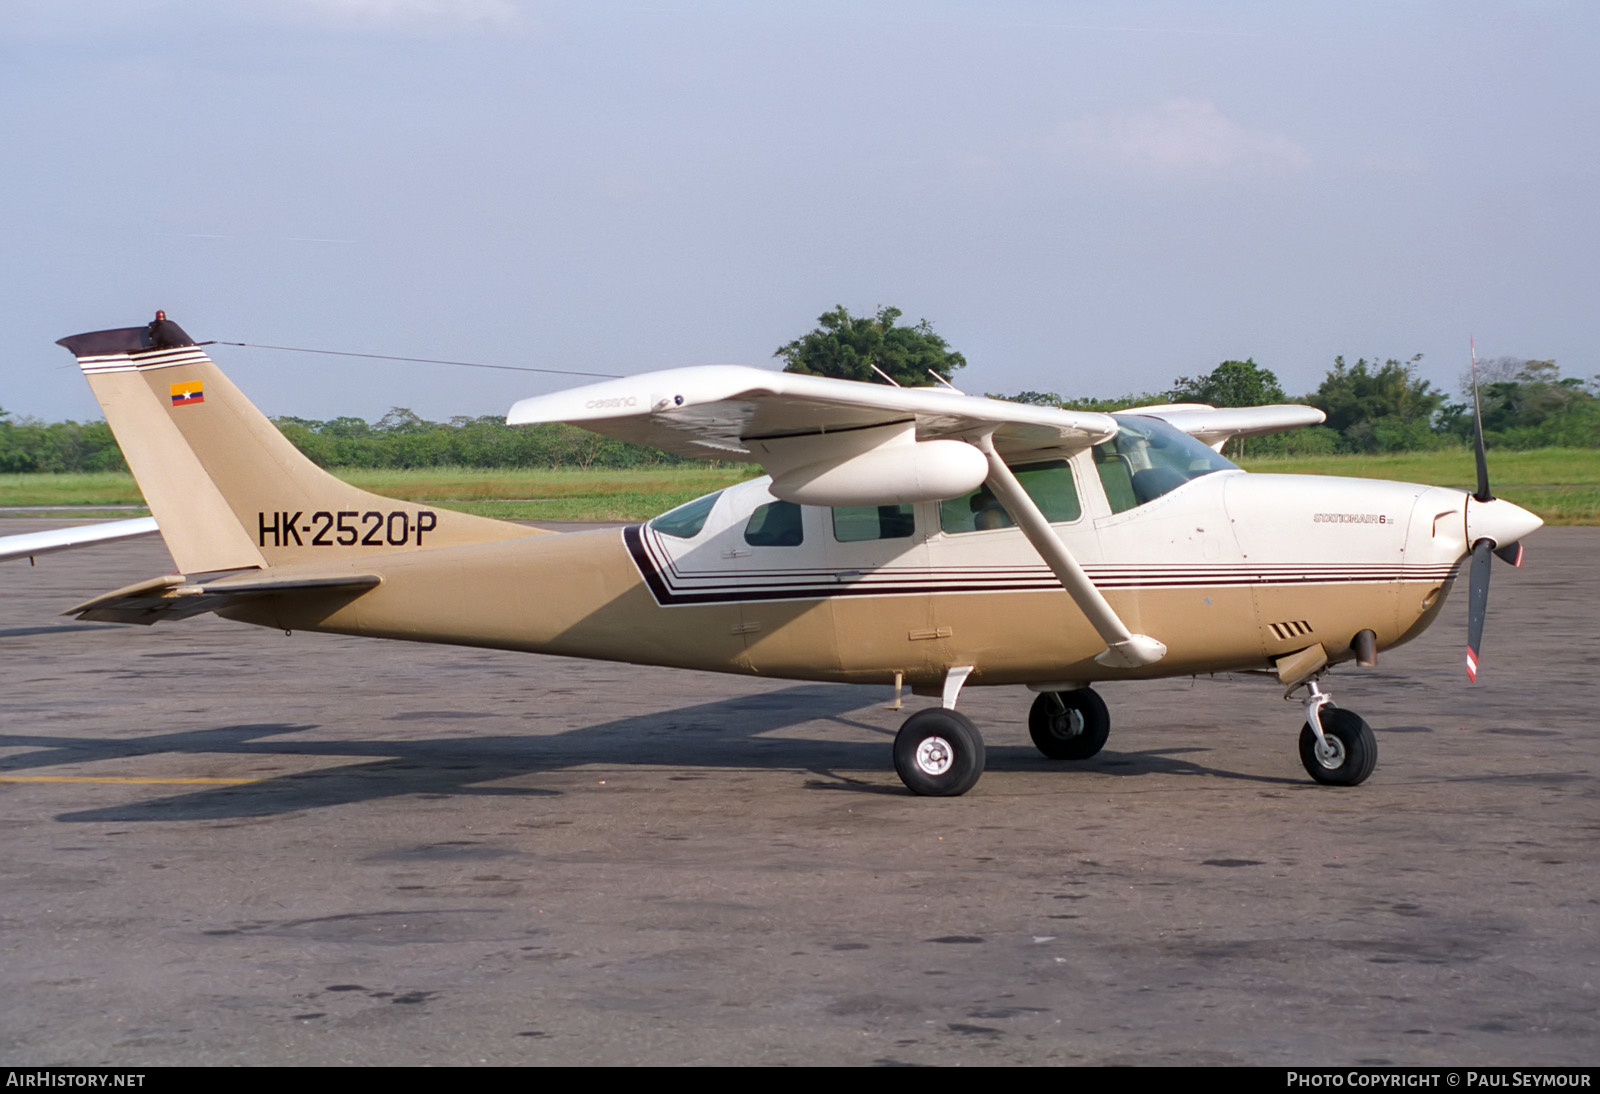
left=68, top=570, right=381, bottom=625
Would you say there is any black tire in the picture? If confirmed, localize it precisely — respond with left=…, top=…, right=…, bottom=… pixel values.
left=1027, top=688, right=1110, bottom=760
left=893, top=708, right=985, bottom=797
left=1298, top=708, right=1377, bottom=786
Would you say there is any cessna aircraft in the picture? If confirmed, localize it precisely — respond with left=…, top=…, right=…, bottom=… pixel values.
left=50, top=314, right=1542, bottom=796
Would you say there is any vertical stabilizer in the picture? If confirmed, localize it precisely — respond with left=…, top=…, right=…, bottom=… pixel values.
left=58, top=314, right=536, bottom=573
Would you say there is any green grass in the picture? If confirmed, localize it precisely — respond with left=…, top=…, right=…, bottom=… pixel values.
left=1236, top=448, right=1600, bottom=525
left=1236, top=447, right=1600, bottom=487
left=3, top=451, right=1596, bottom=524
left=0, top=466, right=760, bottom=523
left=0, top=471, right=147, bottom=507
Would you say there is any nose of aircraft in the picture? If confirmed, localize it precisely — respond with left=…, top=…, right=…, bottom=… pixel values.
left=1465, top=495, right=1543, bottom=551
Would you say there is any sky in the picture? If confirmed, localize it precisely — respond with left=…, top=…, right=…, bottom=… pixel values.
left=4, top=0, right=1596, bottom=424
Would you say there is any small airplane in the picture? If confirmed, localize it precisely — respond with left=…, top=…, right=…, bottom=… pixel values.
left=0, top=516, right=159, bottom=564
left=49, top=313, right=1542, bottom=796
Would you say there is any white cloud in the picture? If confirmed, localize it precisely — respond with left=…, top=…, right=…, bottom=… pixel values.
left=1062, top=98, right=1310, bottom=175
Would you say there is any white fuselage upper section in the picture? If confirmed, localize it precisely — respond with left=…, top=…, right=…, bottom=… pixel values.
left=636, top=463, right=1469, bottom=608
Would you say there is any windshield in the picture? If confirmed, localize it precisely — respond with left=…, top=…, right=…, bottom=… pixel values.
left=648, top=490, right=723, bottom=539
left=1094, top=417, right=1237, bottom=513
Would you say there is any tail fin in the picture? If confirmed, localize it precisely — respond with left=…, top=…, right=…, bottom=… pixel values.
left=58, top=314, right=536, bottom=574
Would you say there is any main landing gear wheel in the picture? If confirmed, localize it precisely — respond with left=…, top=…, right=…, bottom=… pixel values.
left=894, top=708, right=985, bottom=797
left=1028, top=688, right=1110, bottom=760
left=1298, top=708, right=1377, bottom=786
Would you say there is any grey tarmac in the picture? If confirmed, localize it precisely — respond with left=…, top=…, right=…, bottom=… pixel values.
left=1, top=521, right=1595, bottom=1066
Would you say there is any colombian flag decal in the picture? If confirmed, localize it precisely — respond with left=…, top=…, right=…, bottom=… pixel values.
left=170, top=381, right=204, bottom=406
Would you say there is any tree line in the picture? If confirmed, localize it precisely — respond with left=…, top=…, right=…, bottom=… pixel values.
left=4, top=304, right=1592, bottom=473
left=775, top=306, right=1597, bottom=454
left=1003, top=355, right=1599, bottom=455
left=0, top=408, right=699, bottom=475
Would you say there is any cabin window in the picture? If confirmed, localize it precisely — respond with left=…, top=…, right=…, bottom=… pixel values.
left=832, top=504, right=916, bottom=543
left=1094, top=417, right=1237, bottom=514
left=649, top=490, right=722, bottom=539
left=938, top=460, right=1080, bottom=534
left=744, top=501, right=805, bottom=547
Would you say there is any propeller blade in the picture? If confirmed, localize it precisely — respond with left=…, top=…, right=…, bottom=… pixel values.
left=1469, top=337, right=1492, bottom=502
left=1494, top=541, right=1524, bottom=567
left=1465, top=538, right=1494, bottom=681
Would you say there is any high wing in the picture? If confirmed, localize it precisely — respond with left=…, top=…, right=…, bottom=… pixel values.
left=1119, top=403, right=1327, bottom=451
left=508, top=366, right=1173, bottom=669
left=508, top=366, right=1119, bottom=508
left=508, top=365, right=1118, bottom=461
left=0, top=516, right=160, bottom=564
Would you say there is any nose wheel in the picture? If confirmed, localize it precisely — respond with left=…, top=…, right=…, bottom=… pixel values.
left=1297, top=684, right=1377, bottom=786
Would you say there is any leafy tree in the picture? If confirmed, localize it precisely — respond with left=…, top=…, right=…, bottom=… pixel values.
left=1441, top=358, right=1600, bottom=449
left=1310, top=355, right=1445, bottom=453
left=376, top=407, right=432, bottom=434
left=1168, top=359, right=1286, bottom=407
left=776, top=305, right=966, bottom=386
left=0, top=412, right=127, bottom=472
left=992, top=389, right=1169, bottom=413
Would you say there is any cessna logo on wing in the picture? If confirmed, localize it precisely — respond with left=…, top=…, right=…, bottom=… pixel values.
left=585, top=396, right=637, bottom=409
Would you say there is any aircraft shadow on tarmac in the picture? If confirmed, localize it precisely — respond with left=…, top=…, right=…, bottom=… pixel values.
left=0, top=685, right=1301, bottom=823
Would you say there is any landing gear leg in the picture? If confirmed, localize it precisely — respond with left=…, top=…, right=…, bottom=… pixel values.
left=1295, top=680, right=1377, bottom=786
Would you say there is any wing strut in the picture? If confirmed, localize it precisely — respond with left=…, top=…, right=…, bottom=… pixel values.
left=974, top=436, right=1167, bottom=669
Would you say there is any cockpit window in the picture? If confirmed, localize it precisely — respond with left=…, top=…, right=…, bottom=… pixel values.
left=745, top=501, right=805, bottom=547
left=649, top=490, right=722, bottom=539
left=939, top=460, right=1080, bottom=534
left=1095, top=417, right=1237, bottom=514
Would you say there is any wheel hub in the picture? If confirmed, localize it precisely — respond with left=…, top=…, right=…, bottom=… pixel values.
left=1050, top=709, right=1085, bottom=740
left=914, top=736, right=955, bottom=776
left=1314, top=734, right=1346, bottom=769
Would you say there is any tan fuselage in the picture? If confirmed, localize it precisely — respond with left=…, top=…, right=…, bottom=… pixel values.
left=224, top=471, right=1465, bottom=691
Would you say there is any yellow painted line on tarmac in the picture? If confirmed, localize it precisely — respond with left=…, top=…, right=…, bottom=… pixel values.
left=0, top=775, right=258, bottom=785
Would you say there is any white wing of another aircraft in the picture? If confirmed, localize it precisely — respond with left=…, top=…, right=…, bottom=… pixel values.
left=0, top=516, right=159, bottom=564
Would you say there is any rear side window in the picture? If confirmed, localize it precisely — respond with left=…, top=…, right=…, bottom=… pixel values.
left=939, top=460, right=1080, bottom=533
left=832, top=504, right=916, bottom=543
